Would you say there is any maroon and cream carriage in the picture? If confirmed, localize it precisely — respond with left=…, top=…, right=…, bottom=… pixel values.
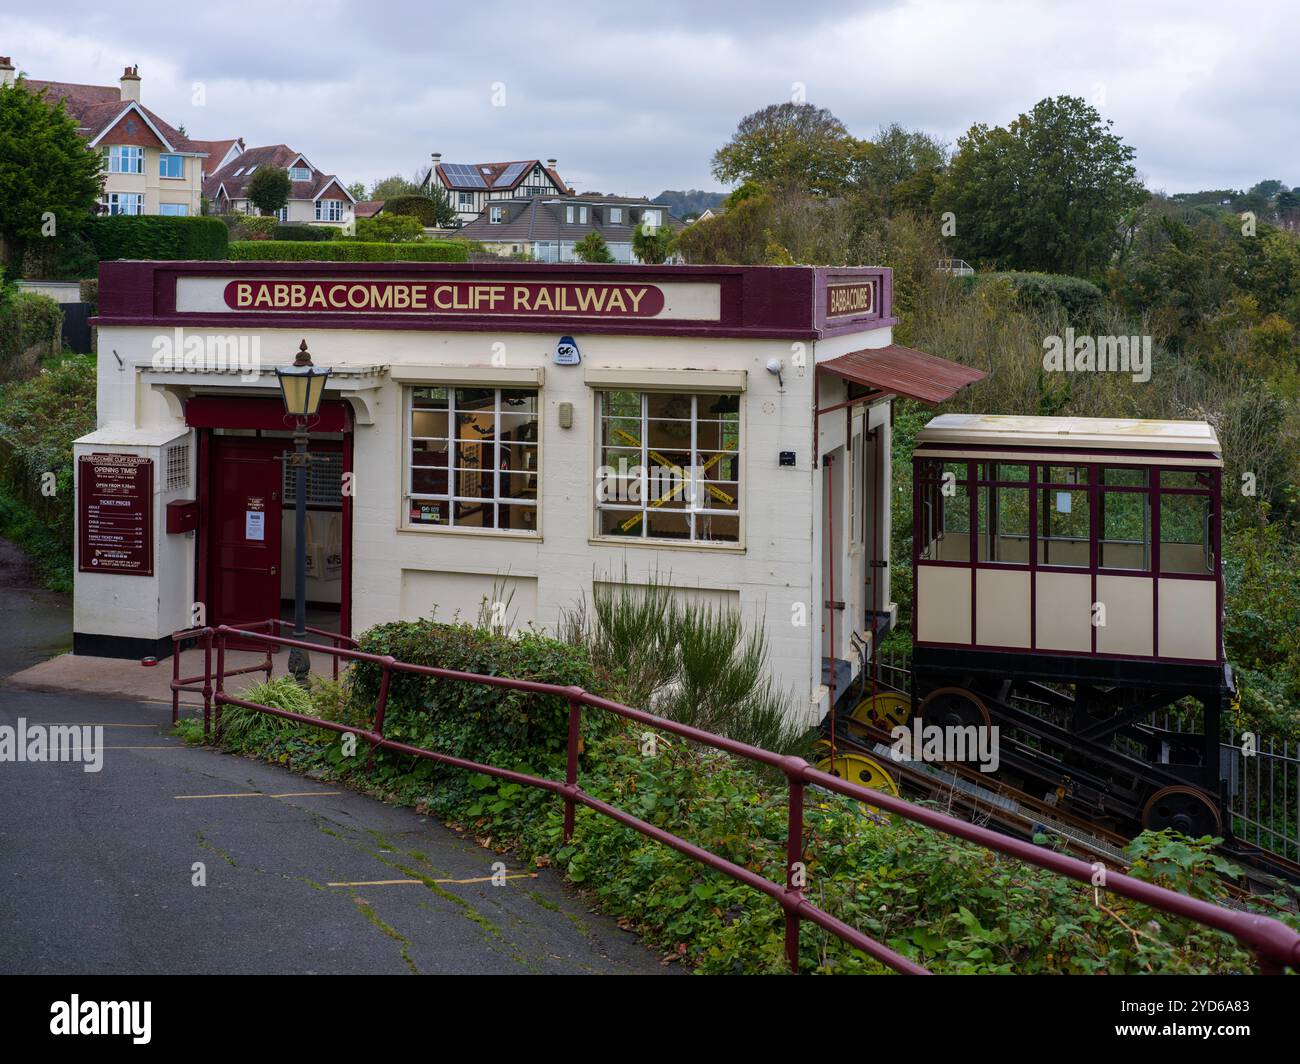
left=908, top=414, right=1230, bottom=837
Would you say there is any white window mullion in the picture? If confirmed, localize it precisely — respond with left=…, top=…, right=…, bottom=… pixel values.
left=448, top=390, right=457, bottom=528
left=689, top=395, right=698, bottom=542
left=640, top=393, right=648, bottom=537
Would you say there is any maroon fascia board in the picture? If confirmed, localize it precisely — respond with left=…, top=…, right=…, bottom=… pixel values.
left=93, top=260, right=893, bottom=341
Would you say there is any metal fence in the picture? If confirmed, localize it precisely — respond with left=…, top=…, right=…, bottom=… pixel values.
left=175, top=621, right=1300, bottom=974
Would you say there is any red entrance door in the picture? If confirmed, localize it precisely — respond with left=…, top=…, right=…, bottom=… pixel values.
left=208, top=437, right=283, bottom=630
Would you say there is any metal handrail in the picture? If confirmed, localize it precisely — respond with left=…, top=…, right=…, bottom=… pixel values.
left=196, top=621, right=1300, bottom=975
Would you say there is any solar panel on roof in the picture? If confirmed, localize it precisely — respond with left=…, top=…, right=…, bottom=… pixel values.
left=497, top=162, right=528, bottom=186
left=442, top=164, right=487, bottom=188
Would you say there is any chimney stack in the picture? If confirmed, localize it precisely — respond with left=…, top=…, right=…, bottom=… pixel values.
left=119, top=64, right=140, bottom=103
left=0, top=57, right=15, bottom=90
left=431, top=152, right=442, bottom=169
left=546, top=157, right=557, bottom=171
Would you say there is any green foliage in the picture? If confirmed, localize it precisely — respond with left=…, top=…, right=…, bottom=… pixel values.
left=245, top=166, right=291, bottom=215
left=572, top=230, right=616, bottom=263
left=217, top=676, right=316, bottom=748
left=631, top=218, right=675, bottom=264
left=935, top=95, right=1147, bottom=274
left=355, top=213, right=425, bottom=243
left=0, top=353, right=95, bottom=588
left=83, top=215, right=229, bottom=260
left=368, top=174, right=425, bottom=200
left=0, top=80, right=104, bottom=270
left=0, top=288, right=62, bottom=380
left=271, top=224, right=335, bottom=242
left=712, top=101, right=858, bottom=196
left=385, top=192, right=456, bottom=228
left=229, top=240, right=467, bottom=262
left=982, top=270, right=1104, bottom=324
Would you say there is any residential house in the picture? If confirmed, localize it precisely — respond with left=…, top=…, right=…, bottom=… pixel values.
left=424, top=153, right=568, bottom=226
left=191, top=137, right=245, bottom=183
left=2, top=57, right=206, bottom=217
left=458, top=193, right=681, bottom=263
left=203, top=144, right=356, bottom=228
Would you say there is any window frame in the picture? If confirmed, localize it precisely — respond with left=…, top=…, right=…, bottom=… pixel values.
left=315, top=198, right=344, bottom=222
left=105, top=192, right=144, bottom=216
left=159, top=153, right=184, bottom=179
left=106, top=145, right=144, bottom=174
left=402, top=385, right=540, bottom=536
left=593, top=389, right=742, bottom=548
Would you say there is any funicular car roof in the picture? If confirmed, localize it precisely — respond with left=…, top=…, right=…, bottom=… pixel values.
left=917, top=414, right=1221, bottom=456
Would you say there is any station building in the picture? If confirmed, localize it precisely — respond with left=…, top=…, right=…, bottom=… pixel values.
left=76, top=261, right=980, bottom=725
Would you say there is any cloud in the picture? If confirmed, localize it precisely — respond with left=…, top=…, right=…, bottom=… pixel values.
left=2, top=0, right=1295, bottom=198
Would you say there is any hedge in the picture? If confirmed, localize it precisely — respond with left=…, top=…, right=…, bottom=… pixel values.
left=0, top=288, right=63, bottom=382
left=82, top=215, right=229, bottom=260
left=983, top=271, right=1104, bottom=323
left=228, top=240, right=468, bottom=262
left=383, top=195, right=442, bottom=226
left=272, top=224, right=336, bottom=242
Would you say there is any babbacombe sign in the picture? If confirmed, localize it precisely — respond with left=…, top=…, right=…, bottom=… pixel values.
left=223, top=279, right=668, bottom=317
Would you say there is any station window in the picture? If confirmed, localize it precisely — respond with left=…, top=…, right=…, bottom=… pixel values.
left=405, top=386, right=539, bottom=533
left=1099, top=467, right=1150, bottom=570
left=978, top=485, right=1030, bottom=563
left=594, top=390, right=740, bottom=544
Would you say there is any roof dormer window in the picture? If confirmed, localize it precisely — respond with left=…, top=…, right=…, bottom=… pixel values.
left=490, top=206, right=505, bottom=223
left=290, top=166, right=311, bottom=182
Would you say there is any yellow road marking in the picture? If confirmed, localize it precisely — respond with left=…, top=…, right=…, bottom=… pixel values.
left=173, top=790, right=342, bottom=800
left=327, top=873, right=539, bottom=888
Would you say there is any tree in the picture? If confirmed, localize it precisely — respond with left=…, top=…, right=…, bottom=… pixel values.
left=573, top=231, right=616, bottom=263
left=711, top=102, right=859, bottom=196
left=0, top=80, right=103, bottom=271
left=855, top=123, right=947, bottom=205
left=356, top=214, right=425, bottom=242
left=369, top=173, right=425, bottom=200
left=632, top=216, right=675, bottom=264
left=935, top=95, right=1147, bottom=274
left=246, top=166, right=290, bottom=216
left=385, top=187, right=456, bottom=228
left=346, top=181, right=367, bottom=200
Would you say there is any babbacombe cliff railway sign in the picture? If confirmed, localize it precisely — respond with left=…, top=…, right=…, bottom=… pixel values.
left=76, top=260, right=980, bottom=724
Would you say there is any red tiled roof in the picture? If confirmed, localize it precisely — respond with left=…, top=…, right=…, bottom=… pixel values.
left=23, top=78, right=206, bottom=154
left=191, top=137, right=243, bottom=169
left=354, top=200, right=385, bottom=218
left=819, top=344, right=985, bottom=405
left=203, top=144, right=354, bottom=205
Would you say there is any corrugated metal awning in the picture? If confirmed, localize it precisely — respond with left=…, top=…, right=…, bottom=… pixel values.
left=819, top=344, right=985, bottom=405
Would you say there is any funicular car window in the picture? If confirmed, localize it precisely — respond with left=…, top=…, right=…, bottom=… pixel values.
left=917, top=460, right=970, bottom=562
left=976, top=462, right=1029, bottom=564
left=1159, top=470, right=1214, bottom=574
left=1100, top=466, right=1151, bottom=570
left=1037, top=464, right=1089, bottom=567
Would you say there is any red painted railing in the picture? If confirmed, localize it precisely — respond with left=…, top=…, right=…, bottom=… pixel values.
left=173, top=621, right=1300, bottom=975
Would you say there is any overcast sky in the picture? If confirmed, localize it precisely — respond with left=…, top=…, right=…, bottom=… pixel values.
left=4, top=0, right=1296, bottom=198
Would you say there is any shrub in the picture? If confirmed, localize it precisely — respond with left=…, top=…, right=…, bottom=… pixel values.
left=228, top=240, right=467, bottom=262
left=19, top=230, right=99, bottom=280
left=982, top=270, right=1104, bottom=323
left=83, top=215, right=229, bottom=260
left=272, top=224, right=335, bottom=242
left=346, top=620, right=611, bottom=812
left=0, top=288, right=62, bottom=381
left=356, top=214, right=425, bottom=243
left=383, top=194, right=442, bottom=227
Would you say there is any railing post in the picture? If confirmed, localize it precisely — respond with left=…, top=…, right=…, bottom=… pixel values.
left=368, top=657, right=395, bottom=773
left=214, top=628, right=227, bottom=741
left=171, top=635, right=181, bottom=727
left=785, top=768, right=806, bottom=974
left=201, top=629, right=213, bottom=737
left=564, top=691, right=582, bottom=844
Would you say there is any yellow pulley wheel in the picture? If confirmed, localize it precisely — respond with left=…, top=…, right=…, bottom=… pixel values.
left=847, top=690, right=913, bottom=733
left=815, top=751, right=900, bottom=821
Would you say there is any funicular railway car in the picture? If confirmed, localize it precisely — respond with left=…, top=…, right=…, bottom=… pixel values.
left=907, top=414, right=1231, bottom=838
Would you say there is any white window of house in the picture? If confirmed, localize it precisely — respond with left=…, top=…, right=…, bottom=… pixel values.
left=107, top=145, right=144, bottom=174
left=315, top=199, right=344, bottom=221
left=490, top=206, right=505, bottom=223
left=458, top=191, right=473, bottom=207
left=595, top=390, right=741, bottom=544
left=406, top=386, right=540, bottom=533
left=289, top=166, right=311, bottom=182
left=275, top=206, right=288, bottom=222
left=579, top=206, right=588, bottom=223
left=233, top=167, right=245, bottom=176
left=159, top=153, right=184, bottom=179
left=641, top=209, right=662, bottom=229
left=565, top=205, right=575, bottom=223
left=158, top=203, right=189, bottom=216
left=609, top=207, right=623, bottom=223
left=106, top=192, right=144, bottom=216
left=245, top=164, right=258, bottom=175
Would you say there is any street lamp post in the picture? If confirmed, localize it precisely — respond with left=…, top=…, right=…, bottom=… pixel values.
left=275, top=340, right=331, bottom=686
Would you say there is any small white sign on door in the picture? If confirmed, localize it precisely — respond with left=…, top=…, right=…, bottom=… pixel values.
left=245, top=510, right=265, bottom=541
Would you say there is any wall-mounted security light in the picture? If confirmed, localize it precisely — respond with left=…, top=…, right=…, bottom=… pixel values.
left=766, top=357, right=784, bottom=390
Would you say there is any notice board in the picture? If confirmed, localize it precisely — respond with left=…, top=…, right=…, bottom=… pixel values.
left=78, top=453, right=154, bottom=576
